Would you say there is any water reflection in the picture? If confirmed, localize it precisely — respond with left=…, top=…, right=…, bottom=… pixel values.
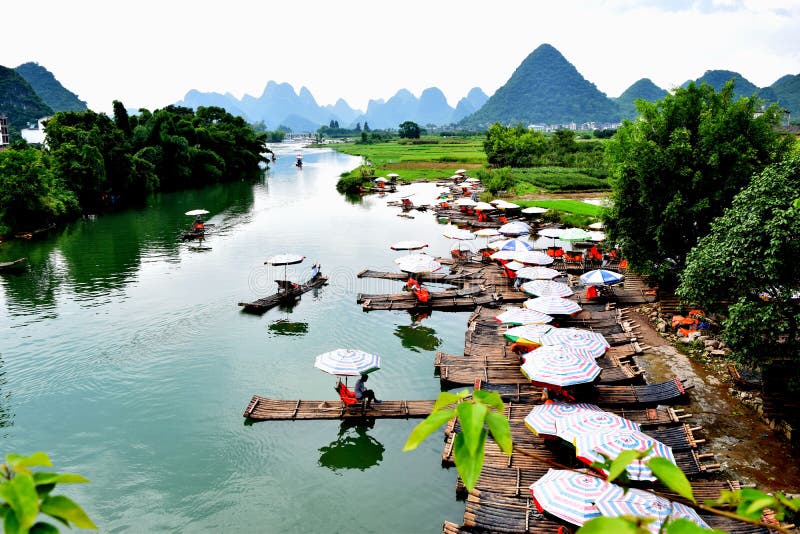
left=318, top=419, right=385, bottom=471
left=394, top=323, right=442, bottom=353
left=0, top=355, right=13, bottom=435
left=267, top=319, right=309, bottom=337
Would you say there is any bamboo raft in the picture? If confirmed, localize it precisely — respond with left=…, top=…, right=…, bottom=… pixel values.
left=359, top=288, right=504, bottom=312
left=238, top=276, right=328, bottom=314
left=243, top=395, right=435, bottom=421
left=356, top=269, right=476, bottom=285
left=0, top=257, right=28, bottom=272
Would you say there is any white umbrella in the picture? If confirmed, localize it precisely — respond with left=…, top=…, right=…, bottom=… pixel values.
left=442, top=226, right=476, bottom=240
left=588, top=221, right=605, bottom=229
left=474, top=228, right=501, bottom=237
left=314, top=348, right=381, bottom=377
left=465, top=178, right=480, bottom=183
left=490, top=250, right=518, bottom=261
left=451, top=240, right=478, bottom=253
left=396, top=255, right=442, bottom=274
left=495, top=201, right=520, bottom=210
left=588, top=231, right=606, bottom=242
left=522, top=206, right=549, bottom=215
left=455, top=169, right=467, bottom=175
left=499, top=221, right=532, bottom=236
left=513, top=250, right=554, bottom=265
left=454, top=198, right=477, bottom=207
left=390, top=240, right=429, bottom=251
left=495, top=307, right=553, bottom=325
left=504, top=260, right=525, bottom=271
left=520, top=280, right=574, bottom=298
left=515, top=267, right=561, bottom=280
left=474, top=202, right=496, bottom=211
left=185, top=209, right=209, bottom=216
left=265, top=253, right=306, bottom=289
left=538, top=228, right=564, bottom=238
left=386, top=173, right=400, bottom=178
left=524, top=296, right=582, bottom=315
left=560, top=228, right=593, bottom=242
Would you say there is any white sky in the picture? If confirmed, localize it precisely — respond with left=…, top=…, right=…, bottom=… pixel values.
left=3, top=0, right=799, bottom=114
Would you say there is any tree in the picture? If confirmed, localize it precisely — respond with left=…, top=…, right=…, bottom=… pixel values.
left=363, top=122, right=370, bottom=132
left=604, top=81, right=791, bottom=285
left=483, top=123, right=548, bottom=167
left=398, top=121, right=421, bottom=139
left=677, top=157, right=800, bottom=366
left=355, top=122, right=361, bottom=132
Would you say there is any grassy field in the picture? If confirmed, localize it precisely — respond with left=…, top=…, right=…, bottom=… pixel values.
left=516, top=199, right=605, bottom=217
left=511, top=167, right=610, bottom=194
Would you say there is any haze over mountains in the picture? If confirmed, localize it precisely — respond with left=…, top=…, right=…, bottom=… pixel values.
left=2, top=45, right=799, bottom=137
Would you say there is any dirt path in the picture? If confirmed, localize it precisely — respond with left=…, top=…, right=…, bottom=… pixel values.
left=630, top=308, right=800, bottom=492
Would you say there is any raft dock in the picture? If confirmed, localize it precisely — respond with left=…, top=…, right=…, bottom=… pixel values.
left=243, top=395, right=435, bottom=421
left=238, top=276, right=328, bottom=314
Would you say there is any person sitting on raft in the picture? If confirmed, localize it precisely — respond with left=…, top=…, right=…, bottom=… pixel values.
left=310, top=263, right=322, bottom=281
left=355, top=373, right=381, bottom=408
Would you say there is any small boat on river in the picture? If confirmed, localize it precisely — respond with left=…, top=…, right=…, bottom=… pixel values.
left=0, top=257, right=28, bottom=272
left=238, top=274, right=328, bottom=314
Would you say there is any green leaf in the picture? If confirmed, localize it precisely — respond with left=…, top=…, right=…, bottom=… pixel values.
left=432, top=391, right=466, bottom=413
left=666, top=518, right=725, bottom=534
left=472, top=389, right=505, bottom=412
left=648, top=457, right=695, bottom=503
left=40, top=495, right=97, bottom=530
left=0, top=473, right=40, bottom=531
left=30, top=522, right=60, bottom=534
left=403, top=408, right=456, bottom=451
left=607, top=450, right=639, bottom=482
left=33, top=473, right=90, bottom=486
left=6, top=452, right=52, bottom=473
left=742, top=496, right=776, bottom=518
left=777, top=492, right=800, bottom=512
left=453, top=430, right=486, bottom=492
left=456, top=401, right=488, bottom=457
left=577, top=516, right=640, bottom=534
left=4, top=509, right=21, bottom=534
left=484, top=411, right=512, bottom=455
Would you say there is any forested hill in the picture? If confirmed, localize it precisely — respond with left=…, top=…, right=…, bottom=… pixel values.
left=615, top=78, right=669, bottom=119
left=0, top=66, right=53, bottom=139
left=460, top=43, right=622, bottom=127
left=15, top=62, right=87, bottom=112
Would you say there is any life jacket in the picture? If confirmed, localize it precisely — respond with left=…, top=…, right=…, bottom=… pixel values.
left=414, top=288, right=430, bottom=303
left=406, top=278, right=421, bottom=291
left=585, top=286, right=599, bottom=300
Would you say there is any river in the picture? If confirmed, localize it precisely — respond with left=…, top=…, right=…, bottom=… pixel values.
left=0, top=145, right=469, bottom=532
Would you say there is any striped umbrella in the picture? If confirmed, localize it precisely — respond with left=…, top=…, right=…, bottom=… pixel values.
left=520, top=280, right=574, bottom=298
left=529, top=469, right=620, bottom=526
left=573, top=430, right=675, bottom=481
left=494, top=308, right=553, bottom=326
left=503, top=324, right=554, bottom=344
left=520, top=345, right=601, bottom=387
left=554, top=411, right=641, bottom=445
left=539, top=328, right=610, bottom=358
left=513, top=250, right=554, bottom=265
left=314, top=349, right=381, bottom=377
left=524, top=296, right=582, bottom=315
left=515, top=267, right=561, bottom=280
left=500, top=238, right=534, bottom=252
left=580, top=269, right=625, bottom=286
left=523, top=401, right=602, bottom=437
left=594, top=487, right=711, bottom=533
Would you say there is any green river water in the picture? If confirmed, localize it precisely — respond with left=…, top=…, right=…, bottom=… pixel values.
left=0, top=145, right=469, bottom=532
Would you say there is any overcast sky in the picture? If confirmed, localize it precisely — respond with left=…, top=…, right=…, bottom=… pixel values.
left=3, top=0, right=799, bottom=114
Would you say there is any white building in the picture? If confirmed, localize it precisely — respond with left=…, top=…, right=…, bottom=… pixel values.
left=21, top=117, right=49, bottom=145
left=0, top=115, right=9, bottom=149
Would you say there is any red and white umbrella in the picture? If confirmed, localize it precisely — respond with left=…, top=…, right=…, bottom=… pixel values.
left=594, top=487, right=711, bottom=533
left=495, top=308, right=553, bottom=325
left=515, top=267, right=561, bottom=280
left=554, top=411, right=641, bottom=445
left=539, top=328, right=610, bottom=359
left=523, top=401, right=602, bottom=437
left=520, top=280, right=573, bottom=298
left=573, top=430, right=675, bottom=481
left=524, top=296, right=582, bottom=315
left=529, top=469, right=619, bottom=526
left=520, top=345, right=601, bottom=387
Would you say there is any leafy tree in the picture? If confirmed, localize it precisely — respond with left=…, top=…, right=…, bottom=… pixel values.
left=112, top=100, right=131, bottom=137
left=398, top=121, right=422, bottom=139
left=677, top=157, right=800, bottom=365
left=0, top=451, right=96, bottom=532
left=483, top=123, right=548, bottom=167
left=604, top=81, right=791, bottom=285
left=355, top=122, right=361, bottom=132
left=550, top=128, right=576, bottom=153
left=363, top=122, right=370, bottom=132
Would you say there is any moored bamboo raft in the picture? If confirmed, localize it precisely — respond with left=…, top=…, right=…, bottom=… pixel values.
left=243, top=395, right=435, bottom=421
left=356, top=269, right=474, bottom=284
left=360, top=290, right=503, bottom=312
left=462, top=490, right=565, bottom=533
left=238, top=276, right=328, bottom=314
left=593, top=377, right=692, bottom=406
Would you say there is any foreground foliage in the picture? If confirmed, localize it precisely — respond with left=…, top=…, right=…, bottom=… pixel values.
left=0, top=452, right=96, bottom=533
left=604, top=81, right=790, bottom=285
left=677, top=157, right=800, bottom=366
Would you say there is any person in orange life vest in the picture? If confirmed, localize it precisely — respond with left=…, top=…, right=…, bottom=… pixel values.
left=585, top=285, right=599, bottom=300
left=499, top=215, right=508, bottom=224
left=588, top=245, right=602, bottom=261
left=193, top=215, right=204, bottom=232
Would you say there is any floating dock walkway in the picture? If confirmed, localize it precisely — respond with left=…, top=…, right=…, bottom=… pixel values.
left=243, top=395, right=435, bottom=421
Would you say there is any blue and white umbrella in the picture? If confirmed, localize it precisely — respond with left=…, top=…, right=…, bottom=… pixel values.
left=520, top=345, right=601, bottom=387
left=524, top=401, right=602, bottom=437
left=574, top=430, right=675, bottom=481
left=580, top=269, right=625, bottom=286
left=594, top=487, right=711, bottom=533
left=314, top=349, right=381, bottom=377
left=500, top=238, right=534, bottom=252
left=513, top=250, right=554, bottom=265
left=520, top=280, right=574, bottom=298
left=538, top=328, right=610, bottom=358
left=554, top=411, right=641, bottom=445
